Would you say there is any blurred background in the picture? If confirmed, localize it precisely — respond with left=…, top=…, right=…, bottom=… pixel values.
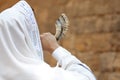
left=0, top=0, right=120, bottom=80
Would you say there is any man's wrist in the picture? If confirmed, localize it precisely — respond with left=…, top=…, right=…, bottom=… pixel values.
left=49, top=44, right=59, bottom=53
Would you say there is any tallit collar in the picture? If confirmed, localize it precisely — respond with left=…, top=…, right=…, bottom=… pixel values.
left=13, top=0, right=44, bottom=60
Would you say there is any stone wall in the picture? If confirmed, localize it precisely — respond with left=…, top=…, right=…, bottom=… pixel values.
left=1, top=0, right=120, bottom=80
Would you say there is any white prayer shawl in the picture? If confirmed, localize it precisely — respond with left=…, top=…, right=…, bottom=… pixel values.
left=0, top=1, right=55, bottom=80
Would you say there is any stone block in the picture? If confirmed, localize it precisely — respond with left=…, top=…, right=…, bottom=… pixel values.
left=113, top=53, right=120, bottom=71
left=108, top=72, right=120, bottom=80
left=74, top=33, right=112, bottom=52
left=100, top=52, right=116, bottom=72
left=99, top=72, right=120, bottom=80
left=70, top=14, right=120, bottom=34
left=111, top=33, right=120, bottom=51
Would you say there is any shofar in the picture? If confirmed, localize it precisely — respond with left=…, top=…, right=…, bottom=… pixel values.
left=55, top=13, right=69, bottom=41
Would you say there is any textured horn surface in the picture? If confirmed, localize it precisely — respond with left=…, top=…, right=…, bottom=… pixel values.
left=55, top=13, right=69, bottom=41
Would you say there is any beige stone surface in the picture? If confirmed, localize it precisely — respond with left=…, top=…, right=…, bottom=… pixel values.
left=1, top=0, right=120, bottom=80
left=100, top=52, right=116, bottom=72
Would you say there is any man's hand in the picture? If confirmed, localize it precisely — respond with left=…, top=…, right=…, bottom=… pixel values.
left=40, top=32, right=60, bottom=53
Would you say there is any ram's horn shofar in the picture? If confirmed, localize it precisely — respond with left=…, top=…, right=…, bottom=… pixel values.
left=55, top=13, right=69, bottom=41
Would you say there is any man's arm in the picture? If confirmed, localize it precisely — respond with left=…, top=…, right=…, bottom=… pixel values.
left=40, top=32, right=96, bottom=80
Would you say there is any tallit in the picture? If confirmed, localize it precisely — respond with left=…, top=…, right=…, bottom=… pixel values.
left=0, top=1, right=55, bottom=80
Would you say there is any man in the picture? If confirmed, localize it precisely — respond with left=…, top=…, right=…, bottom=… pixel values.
left=0, top=0, right=96, bottom=80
